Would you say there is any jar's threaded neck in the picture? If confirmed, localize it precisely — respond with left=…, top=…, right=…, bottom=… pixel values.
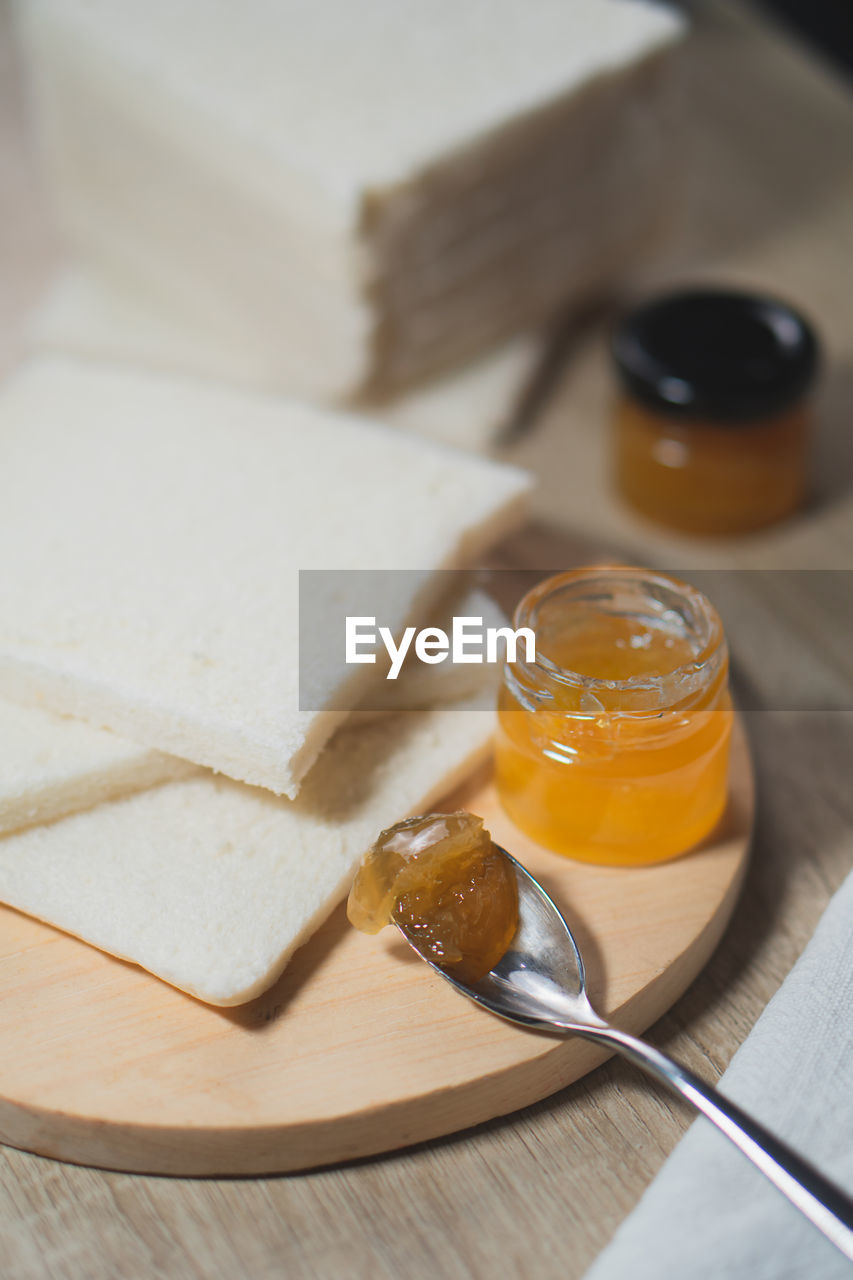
left=508, top=568, right=728, bottom=718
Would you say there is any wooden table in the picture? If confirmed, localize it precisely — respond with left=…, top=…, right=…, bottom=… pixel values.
left=1, top=2, right=852, bottom=1275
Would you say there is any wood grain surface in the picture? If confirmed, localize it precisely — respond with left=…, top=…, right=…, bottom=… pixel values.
left=0, top=724, right=751, bottom=1177
left=1, top=1, right=852, bottom=1277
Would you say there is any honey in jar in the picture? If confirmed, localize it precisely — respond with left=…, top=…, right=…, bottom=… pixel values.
left=348, top=812, right=518, bottom=983
left=495, top=568, right=732, bottom=866
left=612, top=289, right=819, bottom=536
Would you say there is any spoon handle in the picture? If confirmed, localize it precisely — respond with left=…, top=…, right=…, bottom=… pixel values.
left=581, top=1022, right=853, bottom=1262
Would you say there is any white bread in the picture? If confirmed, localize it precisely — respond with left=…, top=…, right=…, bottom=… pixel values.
left=16, top=0, right=684, bottom=398
left=0, top=587, right=500, bottom=832
left=373, top=335, right=543, bottom=451
left=0, top=358, right=530, bottom=796
left=0, top=699, right=194, bottom=837
left=0, top=701, right=493, bottom=1005
left=353, top=587, right=508, bottom=719
left=28, top=268, right=546, bottom=452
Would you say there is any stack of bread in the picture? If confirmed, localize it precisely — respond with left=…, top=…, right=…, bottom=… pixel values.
left=1, top=0, right=685, bottom=1006
left=0, top=357, right=531, bottom=1004
left=16, top=0, right=686, bottom=448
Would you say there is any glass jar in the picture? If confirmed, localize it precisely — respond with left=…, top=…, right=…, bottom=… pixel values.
left=612, top=289, right=819, bottom=536
left=495, top=568, right=733, bottom=866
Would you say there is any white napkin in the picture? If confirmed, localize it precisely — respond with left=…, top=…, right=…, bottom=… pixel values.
left=584, top=869, right=853, bottom=1280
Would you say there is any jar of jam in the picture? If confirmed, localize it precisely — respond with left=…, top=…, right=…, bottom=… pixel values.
left=611, top=288, right=819, bottom=536
left=495, top=568, right=732, bottom=866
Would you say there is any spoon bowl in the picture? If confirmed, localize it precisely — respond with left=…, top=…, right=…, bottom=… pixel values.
left=397, top=844, right=853, bottom=1263
left=414, top=849, right=596, bottom=1032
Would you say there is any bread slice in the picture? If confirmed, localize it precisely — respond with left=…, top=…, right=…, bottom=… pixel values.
left=0, top=585, right=500, bottom=832
left=28, top=268, right=548, bottom=451
left=0, top=699, right=195, bottom=837
left=16, top=0, right=684, bottom=398
left=353, top=587, right=508, bottom=719
left=0, top=701, right=492, bottom=1005
left=373, top=334, right=544, bottom=451
left=0, top=358, right=530, bottom=796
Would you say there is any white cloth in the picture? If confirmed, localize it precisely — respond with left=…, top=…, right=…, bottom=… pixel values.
left=584, top=870, right=853, bottom=1280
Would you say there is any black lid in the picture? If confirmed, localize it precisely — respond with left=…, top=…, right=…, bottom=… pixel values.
left=612, top=288, right=820, bottom=423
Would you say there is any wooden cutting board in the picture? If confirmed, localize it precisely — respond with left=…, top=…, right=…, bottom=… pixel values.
left=0, top=716, right=752, bottom=1176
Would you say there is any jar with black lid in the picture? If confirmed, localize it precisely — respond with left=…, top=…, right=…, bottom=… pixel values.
left=611, top=288, right=820, bottom=536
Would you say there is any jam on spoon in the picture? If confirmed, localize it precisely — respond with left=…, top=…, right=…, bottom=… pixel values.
left=347, top=811, right=519, bottom=984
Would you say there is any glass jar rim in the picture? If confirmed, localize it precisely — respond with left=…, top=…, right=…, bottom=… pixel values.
left=511, top=567, right=726, bottom=705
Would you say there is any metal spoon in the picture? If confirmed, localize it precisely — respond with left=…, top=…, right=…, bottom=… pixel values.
left=398, top=846, right=853, bottom=1262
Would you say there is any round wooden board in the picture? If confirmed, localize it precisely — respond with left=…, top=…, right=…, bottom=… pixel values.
left=0, top=721, right=752, bottom=1176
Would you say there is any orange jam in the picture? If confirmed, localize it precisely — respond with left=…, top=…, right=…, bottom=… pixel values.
left=614, top=398, right=810, bottom=536
left=495, top=568, right=733, bottom=866
left=611, top=288, right=819, bottom=536
left=347, top=812, right=518, bottom=983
